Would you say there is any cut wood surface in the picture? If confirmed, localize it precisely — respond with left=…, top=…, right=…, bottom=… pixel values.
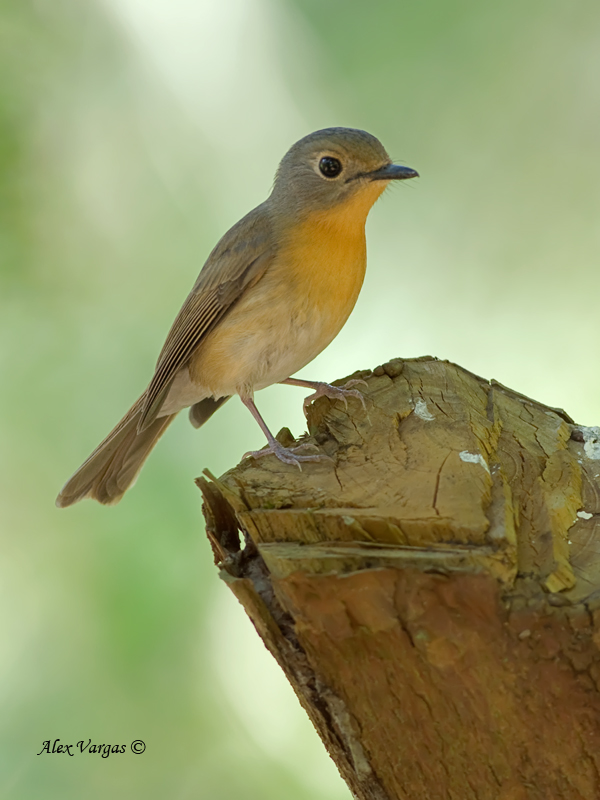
left=198, top=357, right=600, bottom=800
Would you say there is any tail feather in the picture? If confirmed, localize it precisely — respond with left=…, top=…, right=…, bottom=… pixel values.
left=56, top=398, right=176, bottom=508
left=188, top=395, right=230, bottom=428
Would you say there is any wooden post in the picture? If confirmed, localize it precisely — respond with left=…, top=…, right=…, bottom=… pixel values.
left=197, top=357, right=600, bottom=800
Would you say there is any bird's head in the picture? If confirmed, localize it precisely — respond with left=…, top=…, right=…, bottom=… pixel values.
left=271, top=127, right=418, bottom=220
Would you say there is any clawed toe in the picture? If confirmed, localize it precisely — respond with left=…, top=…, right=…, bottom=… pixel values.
left=343, top=379, right=368, bottom=390
left=302, top=380, right=368, bottom=417
left=243, top=440, right=333, bottom=470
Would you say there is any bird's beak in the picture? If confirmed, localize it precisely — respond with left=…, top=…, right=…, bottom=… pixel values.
left=369, top=163, right=419, bottom=181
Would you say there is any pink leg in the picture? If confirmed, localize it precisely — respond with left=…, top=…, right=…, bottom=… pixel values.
left=280, top=377, right=368, bottom=418
left=240, top=395, right=332, bottom=470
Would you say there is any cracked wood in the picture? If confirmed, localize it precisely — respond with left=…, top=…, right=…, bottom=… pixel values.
left=198, top=357, right=600, bottom=800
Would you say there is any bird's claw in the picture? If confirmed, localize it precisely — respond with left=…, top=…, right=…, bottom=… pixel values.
left=302, top=379, right=368, bottom=418
left=243, top=440, right=333, bottom=471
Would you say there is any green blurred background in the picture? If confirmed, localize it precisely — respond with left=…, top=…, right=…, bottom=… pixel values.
left=2, top=0, right=600, bottom=797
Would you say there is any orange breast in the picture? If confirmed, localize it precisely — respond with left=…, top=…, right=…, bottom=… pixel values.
left=188, top=184, right=384, bottom=396
left=282, top=216, right=366, bottom=337
left=279, top=183, right=386, bottom=335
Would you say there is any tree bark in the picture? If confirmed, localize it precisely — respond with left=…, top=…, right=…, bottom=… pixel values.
left=197, top=357, right=600, bottom=800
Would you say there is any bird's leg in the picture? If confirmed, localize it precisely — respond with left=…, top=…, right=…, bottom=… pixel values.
left=240, top=395, right=332, bottom=470
left=281, top=377, right=368, bottom=419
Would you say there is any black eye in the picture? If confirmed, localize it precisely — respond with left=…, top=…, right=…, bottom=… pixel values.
left=319, top=156, right=342, bottom=178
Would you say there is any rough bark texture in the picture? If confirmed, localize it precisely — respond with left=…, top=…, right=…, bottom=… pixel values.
left=197, top=357, right=600, bottom=800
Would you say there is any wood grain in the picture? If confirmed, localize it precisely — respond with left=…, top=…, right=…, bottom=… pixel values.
left=198, top=357, right=600, bottom=800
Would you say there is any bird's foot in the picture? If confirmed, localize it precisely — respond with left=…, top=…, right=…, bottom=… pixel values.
left=243, top=440, right=332, bottom=471
left=302, top=379, right=368, bottom=418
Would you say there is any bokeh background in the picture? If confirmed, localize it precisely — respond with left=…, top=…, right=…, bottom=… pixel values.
left=2, top=0, right=600, bottom=797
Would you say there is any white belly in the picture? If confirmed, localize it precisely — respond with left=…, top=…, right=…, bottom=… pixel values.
left=159, top=292, right=335, bottom=414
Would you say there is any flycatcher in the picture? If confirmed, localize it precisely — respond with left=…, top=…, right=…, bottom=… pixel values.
left=56, top=127, right=418, bottom=507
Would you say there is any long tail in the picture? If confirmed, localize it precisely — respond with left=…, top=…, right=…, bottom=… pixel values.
left=56, top=397, right=176, bottom=508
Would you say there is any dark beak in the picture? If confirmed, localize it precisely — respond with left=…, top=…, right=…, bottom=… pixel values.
left=369, top=163, right=419, bottom=181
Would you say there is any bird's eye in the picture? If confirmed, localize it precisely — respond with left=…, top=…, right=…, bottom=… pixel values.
left=319, top=156, right=343, bottom=178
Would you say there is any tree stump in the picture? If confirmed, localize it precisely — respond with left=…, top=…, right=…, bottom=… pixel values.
left=197, top=357, right=600, bottom=800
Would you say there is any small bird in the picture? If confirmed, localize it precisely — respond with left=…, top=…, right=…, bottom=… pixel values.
left=56, top=127, right=418, bottom=507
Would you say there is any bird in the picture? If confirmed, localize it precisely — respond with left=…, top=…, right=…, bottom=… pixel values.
left=56, top=127, right=418, bottom=507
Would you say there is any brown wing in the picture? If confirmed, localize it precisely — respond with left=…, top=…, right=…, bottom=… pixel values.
left=138, top=203, right=276, bottom=430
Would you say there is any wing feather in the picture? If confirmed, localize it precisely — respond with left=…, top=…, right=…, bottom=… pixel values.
left=138, top=203, right=275, bottom=430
